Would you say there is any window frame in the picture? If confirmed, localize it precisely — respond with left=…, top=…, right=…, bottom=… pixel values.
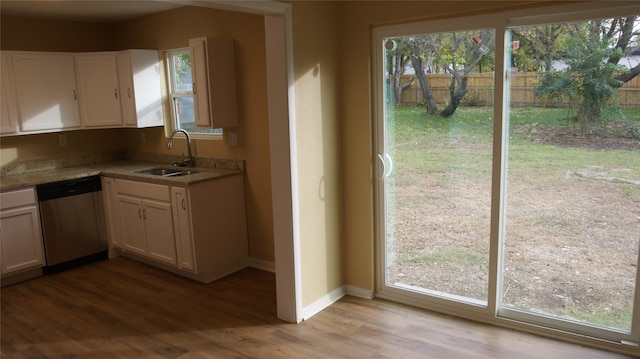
left=165, top=48, right=223, bottom=140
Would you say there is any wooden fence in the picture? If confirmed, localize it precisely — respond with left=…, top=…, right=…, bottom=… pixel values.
left=397, top=72, right=640, bottom=108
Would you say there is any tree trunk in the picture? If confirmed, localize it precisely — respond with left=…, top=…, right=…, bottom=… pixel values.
left=410, top=56, right=438, bottom=115
left=393, top=51, right=407, bottom=105
left=577, top=101, right=599, bottom=133
left=441, top=69, right=468, bottom=117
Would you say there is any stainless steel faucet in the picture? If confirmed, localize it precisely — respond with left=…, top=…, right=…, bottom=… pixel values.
left=167, top=129, right=194, bottom=167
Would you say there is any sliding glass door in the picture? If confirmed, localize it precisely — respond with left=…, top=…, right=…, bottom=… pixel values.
left=501, top=17, right=640, bottom=340
left=374, top=4, right=640, bottom=349
left=377, top=28, right=495, bottom=306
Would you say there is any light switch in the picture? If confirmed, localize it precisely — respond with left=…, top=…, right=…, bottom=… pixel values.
left=59, top=134, right=67, bottom=146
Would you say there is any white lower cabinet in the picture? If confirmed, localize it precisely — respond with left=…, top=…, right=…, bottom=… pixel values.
left=101, top=177, right=122, bottom=250
left=114, top=179, right=176, bottom=266
left=0, top=188, right=45, bottom=281
left=104, top=174, right=248, bottom=283
left=171, top=187, right=196, bottom=272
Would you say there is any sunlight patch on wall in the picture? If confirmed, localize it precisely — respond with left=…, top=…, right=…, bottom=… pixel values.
left=1, top=147, right=18, bottom=166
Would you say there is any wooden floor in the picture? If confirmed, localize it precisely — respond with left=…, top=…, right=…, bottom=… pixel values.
left=1, top=257, right=634, bottom=358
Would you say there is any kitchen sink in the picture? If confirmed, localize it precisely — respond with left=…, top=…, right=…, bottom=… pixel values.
left=135, top=167, right=198, bottom=177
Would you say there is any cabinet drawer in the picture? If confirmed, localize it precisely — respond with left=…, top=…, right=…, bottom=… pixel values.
left=115, top=179, right=170, bottom=202
left=1, top=188, right=36, bottom=210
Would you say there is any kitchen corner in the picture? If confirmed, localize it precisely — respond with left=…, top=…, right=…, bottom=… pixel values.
left=1, top=151, right=248, bottom=286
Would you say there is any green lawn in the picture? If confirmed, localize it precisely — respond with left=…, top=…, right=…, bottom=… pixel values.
left=387, top=105, right=640, bottom=329
left=391, top=106, right=640, bottom=181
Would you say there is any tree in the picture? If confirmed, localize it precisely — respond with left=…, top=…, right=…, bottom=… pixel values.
left=511, top=24, right=566, bottom=71
left=605, top=16, right=640, bottom=84
left=405, top=35, right=439, bottom=115
left=440, top=30, right=495, bottom=117
left=386, top=39, right=414, bottom=106
left=536, top=17, right=638, bottom=131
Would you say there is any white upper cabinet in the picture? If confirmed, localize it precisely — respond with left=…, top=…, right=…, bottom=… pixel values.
left=2, top=49, right=164, bottom=135
left=1, top=53, right=18, bottom=135
left=117, top=50, right=164, bottom=128
left=11, top=52, right=81, bottom=132
left=76, top=52, right=123, bottom=128
left=189, top=37, right=238, bottom=128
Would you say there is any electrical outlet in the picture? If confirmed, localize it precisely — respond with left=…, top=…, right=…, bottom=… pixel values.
left=59, top=134, right=67, bottom=147
left=227, top=132, right=238, bottom=146
left=139, top=131, right=146, bottom=143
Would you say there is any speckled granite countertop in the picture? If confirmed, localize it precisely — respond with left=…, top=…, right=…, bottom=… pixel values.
left=0, top=153, right=244, bottom=191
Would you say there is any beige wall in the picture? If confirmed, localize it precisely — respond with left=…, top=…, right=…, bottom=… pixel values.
left=0, top=6, right=274, bottom=264
left=291, top=2, right=343, bottom=307
left=0, top=15, right=115, bottom=52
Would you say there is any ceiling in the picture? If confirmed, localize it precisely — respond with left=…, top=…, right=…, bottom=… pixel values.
left=0, top=1, right=187, bottom=23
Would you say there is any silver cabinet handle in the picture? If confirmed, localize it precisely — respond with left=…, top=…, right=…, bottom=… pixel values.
left=138, top=209, right=142, bottom=219
left=114, top=89, right=118, bottom=99
left=181, top=198, right=186, bottom=210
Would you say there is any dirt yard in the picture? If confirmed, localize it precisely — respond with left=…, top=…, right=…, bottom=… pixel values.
left=386, top=122, right=640, bottom=329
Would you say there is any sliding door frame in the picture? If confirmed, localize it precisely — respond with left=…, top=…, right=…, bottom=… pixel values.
left=372, top=2, right=640, bottom=356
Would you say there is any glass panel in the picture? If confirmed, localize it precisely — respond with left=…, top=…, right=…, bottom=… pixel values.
left=383, top=28, right=495, bottom=303
left=174, top=96, right=195, bottom=130
left=170, top=51, right=192, bottom=93
left=503, top=17, right=640, bottom=332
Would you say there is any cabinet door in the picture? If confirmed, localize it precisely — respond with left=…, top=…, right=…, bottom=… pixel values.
left=171, top=187, right=196, bottom=272
left=143, top=199, right=176, bottom=266
left=12, top=52, right=80, bottom=131
left=101, top=177, right=122, bottom=249
left=76, top=53, right=122, bottom=128
left=0, top=205, right=45, bottom=274
left=117, top=50, right=164, bottom=128
left=1, top=53, right=18, bottom=135
left=189, top=37, right=239, bottom=129
left=189, top=37, right=211, bottom=128
left=116, top=195, right=147, bottom=256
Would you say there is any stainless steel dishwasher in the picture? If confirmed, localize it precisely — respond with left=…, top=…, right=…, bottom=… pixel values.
left=36, top=175, right=108, bottom=274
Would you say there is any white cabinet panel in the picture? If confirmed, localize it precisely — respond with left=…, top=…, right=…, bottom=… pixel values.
left=171, top=187, right=195, bottom=272
left=117, top=194, right=147, bottom=256
left=12, top=52, right=80, bottom=132
left=1, top=53, right=18, bottom=135
left=117, top=50, right=164, bottom=128
left=143, top=199, right=176, bottom=265
left=189, top=37, right=238, bottom=128
left=101, top=177, right=122, bottom=249
left=0, top=188, right=45, bottom=276
left=76, top=53, right=122, bottom=128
